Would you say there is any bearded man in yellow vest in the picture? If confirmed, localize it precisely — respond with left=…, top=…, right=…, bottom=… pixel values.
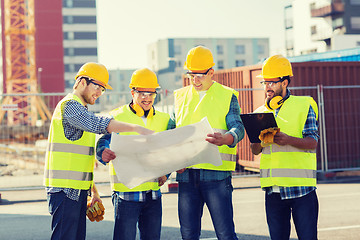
left=44, top=63, right=153, bottom=240
left=96, top=68, right=174, bottom=240
left=174, top=46, right=244, bottom=240
left=250, top=55, right=319, bottom=240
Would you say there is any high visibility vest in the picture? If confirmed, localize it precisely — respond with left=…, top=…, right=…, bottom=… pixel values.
left=44, top=94, right=95, bottom=190
left=174, top=82, right=239, bottom=171
left=109, top=105, right=170, bottom=192
left=259, top=95, right=318, bottom=188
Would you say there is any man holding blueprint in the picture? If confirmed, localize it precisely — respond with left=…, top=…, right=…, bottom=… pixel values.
left=96, top=68, right=174, bottom=240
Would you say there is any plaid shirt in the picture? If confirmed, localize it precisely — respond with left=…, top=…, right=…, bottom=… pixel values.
left=96, top=112, right=175, bottom=202
left=175, top=94, right=245, bottom=182
left=47, top=100, right=111, bottom=201
left=265, top=95, right=319, bottom=200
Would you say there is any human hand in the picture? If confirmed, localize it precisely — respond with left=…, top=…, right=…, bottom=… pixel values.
left=176, top=168, right=186, bottom=174
left=136, top=126, right=154, bottom=135
left=102, top=148, right=116, bottom=163
left=86, top=197, right=105, bottom=222
left=158, top=175, right=167, bottom=186
left=206, top=132, right=228, bottom=146
left=273, top=131, right=289, bottom=146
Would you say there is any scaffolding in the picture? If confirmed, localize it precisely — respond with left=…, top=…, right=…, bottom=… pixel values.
left=0, top=0, right=51, bottom=126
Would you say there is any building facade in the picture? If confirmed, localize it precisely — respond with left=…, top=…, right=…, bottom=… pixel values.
left=147, top=38, right=269, bottom=92
left=285, top=0, right=360, bottom=56
left=62, top=0, right=98, bottom=92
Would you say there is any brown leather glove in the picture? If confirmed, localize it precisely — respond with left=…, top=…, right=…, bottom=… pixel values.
left=86, top=201, right=105, bottom=222
left=259, top=127, right=280, bottom=144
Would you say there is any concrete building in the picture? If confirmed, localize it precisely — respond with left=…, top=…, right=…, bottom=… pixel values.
left=147, top=38, right=269, bottom=92
left=62, top=0, right=98, bottom=92
left=103, top=69, right=136, bottom=111
left=285, top=0, right=360, bottom=56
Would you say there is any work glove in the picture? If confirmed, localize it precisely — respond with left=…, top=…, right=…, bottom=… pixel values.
left=86, top=200, right=105, bottom=222
left=259, top=127, right=280, bottom=146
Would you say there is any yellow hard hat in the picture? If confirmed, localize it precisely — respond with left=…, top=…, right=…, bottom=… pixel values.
left=75, top=62, right=112, bottom=89
left=184, top=46, right=215, bottom=71
left=129, top=68, right=160, bottom=89
left=257, top=55, right=293, bottom=79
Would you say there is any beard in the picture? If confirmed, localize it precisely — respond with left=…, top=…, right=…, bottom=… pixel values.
left=266, top=85, right=283, bottom=102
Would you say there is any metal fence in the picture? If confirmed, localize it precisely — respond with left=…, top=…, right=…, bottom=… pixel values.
left=1, top=85, right=359, bottom=175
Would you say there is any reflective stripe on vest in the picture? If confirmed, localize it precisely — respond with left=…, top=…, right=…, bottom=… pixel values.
left=45, top=169, right=93, bottom=181
left=109, top=105, right=170, bottom=192
left=48, top=142, right=94, bottom=156
left=260, top=169, right=316, bottom=179
left=262, top=144, right=316, bottom=154
left=111, top=175, right=157, bottom=184
left=259, top=95, right=318, bottom=188
left=44, top=93, right=95, bottom=190
left=174, top=82, right=239, bottom=171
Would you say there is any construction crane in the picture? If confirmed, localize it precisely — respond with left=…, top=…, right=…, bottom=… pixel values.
left=0, top=0, right=51, bottom=126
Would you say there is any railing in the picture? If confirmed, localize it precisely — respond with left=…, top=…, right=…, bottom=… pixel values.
left=1, top=85, right=360, bottom=176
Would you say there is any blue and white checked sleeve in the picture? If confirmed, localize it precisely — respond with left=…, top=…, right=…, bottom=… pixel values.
left=63, top=100, right=111, bottom=136
left=225, top=94, right=245, bottom=148
left=302, top=106, right=319, bottom=141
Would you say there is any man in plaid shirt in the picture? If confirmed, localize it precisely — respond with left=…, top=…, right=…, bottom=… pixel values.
left=251, top=55, right=319, bottom=240
left=45, top=63, right=153, bottom=240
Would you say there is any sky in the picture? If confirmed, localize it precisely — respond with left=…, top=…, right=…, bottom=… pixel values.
left=96, top=0, right=291, bottom=70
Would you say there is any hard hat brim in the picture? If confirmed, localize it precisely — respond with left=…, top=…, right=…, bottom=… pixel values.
left=104, top=83, right=113, bottom=90
left=184, top=62, right=215, bottom=71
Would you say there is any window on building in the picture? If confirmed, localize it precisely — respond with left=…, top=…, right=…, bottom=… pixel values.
left=258, top=45, right=265, bottom=55
left=356, top=41, right=360, bottom=46
left=217, top=45, right=224, bottom=55
left=64, top=48, right=74, bottom=56
left=73, top=0, right=96, bottom=8
left=311, top=25, right=317, bottom=35
left=350, top=17, right=360, bottom=30
left=64, top=64, right=71, bottom=72
left=63, top=0, right=73, bottom=8
left=235, top=45, right=245, bottom=54
left=174, top=45, right=181, bottom=55
left=235, top=60, right=245, bottom=67
left=350, top=0, right=360, bottom=5
left=65, top=80, right=73, bottom=89
left=74, top=32, right=97, bottom=40
left=63, top=16, right=73, bottom=24
left=74, top=48, right=97, bottom=56
left=217, top=60, right=224, bottom=69
left=73, top=16, right=96, bottom=24
left=63, top=32, right=68, bottom=40
left=75, top=64, right=84, bottom=71
left=284, top=5, right=293, bottom=29
left=63, top=0, right=96, bottom=8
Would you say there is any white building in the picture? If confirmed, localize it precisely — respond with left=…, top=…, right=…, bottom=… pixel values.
left=147, top=38, right=269, bottom=92
left=285, top=0, right=360, bottom=56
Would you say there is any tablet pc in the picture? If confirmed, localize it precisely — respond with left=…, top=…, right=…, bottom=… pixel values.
left=240, top=113, right=278, bottom=143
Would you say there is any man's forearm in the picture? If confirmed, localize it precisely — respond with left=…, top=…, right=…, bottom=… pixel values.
left=106, top=119, right=137, bottom=133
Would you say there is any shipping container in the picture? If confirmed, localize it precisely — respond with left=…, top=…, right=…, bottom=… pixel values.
left=183, top=61, right=360, bottom=172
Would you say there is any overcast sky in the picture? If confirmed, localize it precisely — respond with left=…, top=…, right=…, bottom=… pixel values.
left=96, top=0, right=291, bottom=70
